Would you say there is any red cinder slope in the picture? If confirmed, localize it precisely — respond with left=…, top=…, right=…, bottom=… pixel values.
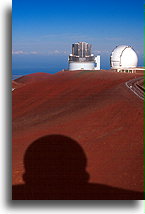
left=12, top=70, right=143, bottom=192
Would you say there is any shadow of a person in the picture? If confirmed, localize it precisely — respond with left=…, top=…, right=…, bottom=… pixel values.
left=12, top=135, right=143, bottom=200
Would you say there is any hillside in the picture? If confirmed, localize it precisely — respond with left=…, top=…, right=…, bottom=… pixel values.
left=12, top=70, right=143, bottom=193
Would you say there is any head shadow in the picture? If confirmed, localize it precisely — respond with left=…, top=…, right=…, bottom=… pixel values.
left=23, top=134, right=89, bottom=186
left=12, top=134, right=143, bottom=200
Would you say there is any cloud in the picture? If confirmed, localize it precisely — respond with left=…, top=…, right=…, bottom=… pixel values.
left=30, top=51, right=38, bottom=55
left=47, top=49, right=68, bottom=55
left=93, top=50, right=110, bottom=54
left=12, top=50, right=26, bottom=55
left=53, top=50, right=60, bottom=54
left=12, top=50, right=39, bottom=55
left=12, top=49, right=68, bottom=56
left=12, top=48, right=70, bottom=56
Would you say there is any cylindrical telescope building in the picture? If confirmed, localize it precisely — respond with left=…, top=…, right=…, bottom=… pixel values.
left=68, top=42, right=100, bottom=70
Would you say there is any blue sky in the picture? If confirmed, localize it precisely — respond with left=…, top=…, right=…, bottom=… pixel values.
left=12, top=0, right=143, bottom=74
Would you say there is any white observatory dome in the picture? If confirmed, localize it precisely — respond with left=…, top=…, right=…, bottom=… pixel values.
left=110, top=45, right=138, bottom=69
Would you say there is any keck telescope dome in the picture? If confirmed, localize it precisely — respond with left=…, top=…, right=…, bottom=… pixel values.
left=110, top=45, right=138, bottom=69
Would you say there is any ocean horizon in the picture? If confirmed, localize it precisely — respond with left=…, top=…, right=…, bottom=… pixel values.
left=12, top=53, right=116, bottom=80
left=12, top=53, right=143, bottom=80
left=12, top=63, right=143, bottom=80
left=12, top=61, right=112, bottom=80
left=12, top=66, right=65, bottom=80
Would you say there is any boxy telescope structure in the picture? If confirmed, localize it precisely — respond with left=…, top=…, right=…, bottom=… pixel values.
left=68, top=42, right=100, bottom=71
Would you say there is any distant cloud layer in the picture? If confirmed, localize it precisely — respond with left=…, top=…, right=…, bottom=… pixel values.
left=12, top=50, right=39, bottom=55
left=48, top=50, right=68, bottom=55
left=12, top=48, right=141, bottom=57
left=93, top=50, right=110, bottom=54
left=12, top=49, right=68, bottom=56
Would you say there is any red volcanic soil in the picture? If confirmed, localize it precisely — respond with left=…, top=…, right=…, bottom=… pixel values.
left=12, top=70, right=143, bottom=192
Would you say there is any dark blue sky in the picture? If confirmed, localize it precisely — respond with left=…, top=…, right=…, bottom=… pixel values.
left=12, top=0, right=143, bottom=74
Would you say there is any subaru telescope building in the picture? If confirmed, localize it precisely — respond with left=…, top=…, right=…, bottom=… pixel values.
left=68, top=42, right=100, bottom=71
